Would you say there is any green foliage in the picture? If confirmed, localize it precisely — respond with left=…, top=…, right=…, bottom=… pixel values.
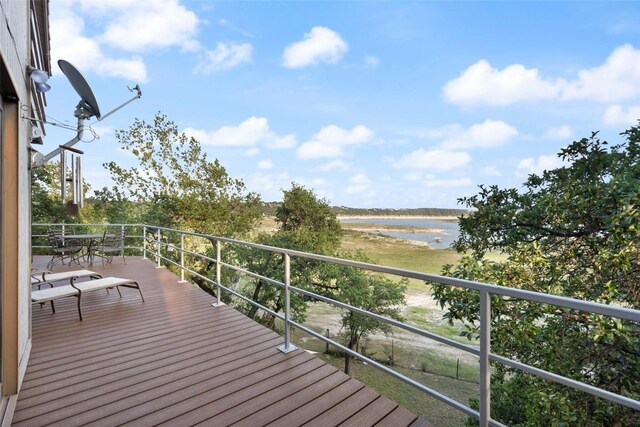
left=101, top=113, right=262, bottom=237
left=275, top=182, right=342, bottom=251
left=432, top=126, right=640, bottom=426
left=318, top=250, right=406, bottom=374
left=236, top=184, right=407, bottom=371
left=32, top=162, right=70, bottom=223
left=32, top=161, right=95, bottom=223
left=236, top=184, right=342, bottom=326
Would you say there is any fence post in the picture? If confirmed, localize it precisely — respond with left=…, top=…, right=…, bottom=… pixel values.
left=143, top=226, right=147, bottom=259
left=155, top=229, right=161, bottom=268
left=178, top=233, right=186, bottom=283
left=325, top=329, right=330, bottom=354
left=212, top=240, right=224, bottom=307
left=278, top=253, right=297, bottom=353
left=479, top=291, right=491, bottom=427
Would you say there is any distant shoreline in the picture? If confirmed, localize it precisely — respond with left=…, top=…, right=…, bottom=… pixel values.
left=338, top=215, right=459, bottom=221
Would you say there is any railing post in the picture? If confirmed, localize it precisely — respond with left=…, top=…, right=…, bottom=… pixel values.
left=480, top=291, right=491, bottom=427
left=155, top=229, right=162, bottom=268
left=120, top=225, right=125, bottom=258
left=212, top=240, right=224, bottom=307
left=178, top=233, right=186, bottom=283
left=278, top=253, right=297, bottom=353
left=142, top=226, right=147, bottom=259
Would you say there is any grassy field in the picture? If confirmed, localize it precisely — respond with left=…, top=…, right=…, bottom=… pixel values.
left=341, top=229, right=462, bottom=275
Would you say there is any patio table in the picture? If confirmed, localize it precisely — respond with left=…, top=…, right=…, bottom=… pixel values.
left=63, top=234, right=114, bottom=265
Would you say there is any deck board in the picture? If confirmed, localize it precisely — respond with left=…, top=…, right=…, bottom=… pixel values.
left=14, top=256, right=429, bottom=426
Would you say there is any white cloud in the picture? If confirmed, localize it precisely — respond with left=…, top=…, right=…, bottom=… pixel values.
left=247, top=172, right=292, bottom=198
left=244, top=148, right=260, bottom=157
left=90, top=0, right=201, bottom=52
left=561, top=45, right=640, bottom=102
left=258, top=159, right=273, bottom=169
left=297, top=125, right=374, bottom=159
left=346, top=173, right=371, bottom=194
left=603, top=105, right=640, bottom=126
left=411, top=124, right=463, bottom=140
left=517, top=155, right=565, bottom=178
left=441, top=119, right=518, bottom=149
left=424, top=176, right=472, bottom=188
left=481, top=166, right=502, bottom=177
left=443, top=44, right=640, bottom=106
left=282, top=27, right=348, bottom=68
left=185, top=117, right=295, bottom=149
left=317, top=160, right=352, bottom=172
left=543, top=125, right=574, bottom=140
left=393, top=149, right=471, bottom=172
left=195, top=42, right=253, bottom=73
left=364, top=56, right=380, bottom=69
left=267, top=134, right=297, bottom=149
left=50, top=5, right=148, bottom=82
left=443, top=60, right=560, bottom=106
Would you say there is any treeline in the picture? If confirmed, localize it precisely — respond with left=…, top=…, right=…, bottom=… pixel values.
left=262, top=202, right=467, bottom=217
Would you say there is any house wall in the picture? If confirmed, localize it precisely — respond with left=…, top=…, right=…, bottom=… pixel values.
left=0, top=0, right=49, bottom=423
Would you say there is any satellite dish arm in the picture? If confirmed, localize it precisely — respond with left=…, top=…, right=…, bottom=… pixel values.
left=97, top=85, right=142, bottom=122
left=34, top=116, right=86, bottom=167
left=33, top=84, right=142, bottom=168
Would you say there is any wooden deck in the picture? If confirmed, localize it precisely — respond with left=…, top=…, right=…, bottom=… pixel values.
left=15, top=256, right=428, bottom=426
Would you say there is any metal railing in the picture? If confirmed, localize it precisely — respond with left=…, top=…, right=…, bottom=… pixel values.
left=32, top=223, right=640, bottom=426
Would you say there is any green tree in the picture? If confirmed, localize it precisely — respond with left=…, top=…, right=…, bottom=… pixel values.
left=32, top=162, right=70, bottom=223
left=432, top=127, right=640, bottom=426
left=329, top=254, right=407, bottom=374
left=236, top=183, right=342, bottom=326
left=101, top=113, right=262, bottom=237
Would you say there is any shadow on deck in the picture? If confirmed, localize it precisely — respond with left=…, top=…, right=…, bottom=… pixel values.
left=15, top=256, right=429, bottom=426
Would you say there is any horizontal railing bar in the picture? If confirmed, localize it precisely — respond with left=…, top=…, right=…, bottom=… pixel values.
left=33, top=223, right=143, bottom=227
left=287, top=319, right=499, bottom=424
left=491, top=354, right=640, bottom=411
left=144, top=225, right=639, bottom=323
left=218, top=260, right=286, bottom=289
left=289, top=284, right=481, bottom=356
left=158, top=251, right=492, bottom=423
left=146, top=226, right=640, bottom=414
left=174, top=260, right=285, bottom=321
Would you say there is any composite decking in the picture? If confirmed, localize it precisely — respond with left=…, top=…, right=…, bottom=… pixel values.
left=15, top=256, right=429, bottom=426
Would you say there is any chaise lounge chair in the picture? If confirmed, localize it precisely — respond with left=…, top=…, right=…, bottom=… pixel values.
left=31, top=276, right=145, bottom=320
left=31, top=269, right=102, bottom=289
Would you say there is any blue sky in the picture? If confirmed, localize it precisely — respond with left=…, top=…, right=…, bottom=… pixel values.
left=40, top=1, right=640, bottom=208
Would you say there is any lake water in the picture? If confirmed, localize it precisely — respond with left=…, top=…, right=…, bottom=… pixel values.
left=340, top=218, right=460, bottom=249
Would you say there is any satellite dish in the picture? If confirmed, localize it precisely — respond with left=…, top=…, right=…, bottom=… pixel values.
left=33, top=59, right=141, bottom=168
left=58, top=59, right=101, bottom=119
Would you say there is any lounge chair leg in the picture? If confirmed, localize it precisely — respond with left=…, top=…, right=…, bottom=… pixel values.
left=116, top=286, right=122, bottom=297
left=50, top=300, right=56, bottom=314
left=136, top=282, right=145, bottom=302
left=76, top=293, right=83, bottom=321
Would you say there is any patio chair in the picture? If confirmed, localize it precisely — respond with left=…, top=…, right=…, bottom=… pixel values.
left=94, top=229, right=126, bottom=266
left=47, top=232, right=83, bottom=270
left=47, top=225, right=75, bottom=236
